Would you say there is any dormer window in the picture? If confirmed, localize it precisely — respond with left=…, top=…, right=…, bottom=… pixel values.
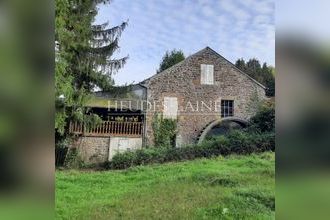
left=201, top=64, right=214, bottom=85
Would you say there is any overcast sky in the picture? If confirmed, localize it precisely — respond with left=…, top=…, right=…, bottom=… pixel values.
left=95, top=0, right=275, bottom=85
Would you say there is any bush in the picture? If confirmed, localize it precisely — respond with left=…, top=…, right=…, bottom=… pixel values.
left=104, top=131, right=274, bottom=170
left=64, top=148, right=85, bottom=169
left=248, top=101, right=275, bottom=133
left=152, top=114, right=177, bottom=148
left=104, top=100, right=275, bottom=170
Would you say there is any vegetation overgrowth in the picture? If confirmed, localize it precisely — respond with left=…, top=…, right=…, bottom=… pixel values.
left=105, top=101, right=275, bottom=169
left=105, top=131, right=274, bottom=169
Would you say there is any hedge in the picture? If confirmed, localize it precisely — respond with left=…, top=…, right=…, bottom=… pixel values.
left=104, top=130, right=275, bottom=170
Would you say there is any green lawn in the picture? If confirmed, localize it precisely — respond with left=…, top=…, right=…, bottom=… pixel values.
left=56, top=152, right=275, bottom=220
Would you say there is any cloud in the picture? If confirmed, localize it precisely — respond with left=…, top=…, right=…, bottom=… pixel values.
left=219, top=0, right=251, bottom=20
left=95, top=0, right=275, bottom=85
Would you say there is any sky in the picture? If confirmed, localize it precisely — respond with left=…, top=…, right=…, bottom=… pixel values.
left=277, top=0, right=330, bottom=43
left=95, top=0, right=275, bottom=85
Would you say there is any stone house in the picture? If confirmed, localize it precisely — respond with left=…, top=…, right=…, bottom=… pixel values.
left=70, top=47, right=266, bottom=164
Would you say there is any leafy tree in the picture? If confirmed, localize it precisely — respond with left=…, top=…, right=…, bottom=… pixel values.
left=235, top=58, right=275, bottom=97
left=158, top=49, right=185, bottom=73
left=55, top=0, right=128, bottom=135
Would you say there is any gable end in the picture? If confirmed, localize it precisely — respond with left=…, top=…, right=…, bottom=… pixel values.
left=141, top=47, right=266, bottom=90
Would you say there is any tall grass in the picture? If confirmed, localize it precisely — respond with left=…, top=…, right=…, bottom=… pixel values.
left=56, top=152, right=275, bottom=219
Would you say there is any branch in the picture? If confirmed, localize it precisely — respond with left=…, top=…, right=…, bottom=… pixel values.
left=92, top=21, right=128, bottom=42
left=90, top=37, right=119, bottom=57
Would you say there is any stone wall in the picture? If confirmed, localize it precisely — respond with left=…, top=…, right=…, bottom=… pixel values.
left=72, top=136, right=142, bottom=164
left=74, top=136, right=109, bottom=164
left=144, top=47, right=266, bottom=146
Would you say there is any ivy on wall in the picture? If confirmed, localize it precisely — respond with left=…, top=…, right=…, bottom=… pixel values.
left=152, top=114, right=177, bottom=148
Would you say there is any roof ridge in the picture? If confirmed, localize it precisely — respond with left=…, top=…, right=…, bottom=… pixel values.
left=140, top=47, right=210, bottom=85
left=141, top=46, right=266, bottom=89
left=206, top=47, right=266, bottom=89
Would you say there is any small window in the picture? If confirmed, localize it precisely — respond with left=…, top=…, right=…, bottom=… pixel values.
left=201, top=64, right=214, bottom=85
left=163, top=97, right=178, bottom=119
left=221, top=100, right=234, bottom=117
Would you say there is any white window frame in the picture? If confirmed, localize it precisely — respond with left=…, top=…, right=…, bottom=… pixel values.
left=163, top=97, right=178, bottom=119
left=201, top=64, right=214, bottom=85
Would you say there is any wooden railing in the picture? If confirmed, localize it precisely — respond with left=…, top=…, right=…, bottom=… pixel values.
left=69, top=121, right=143, bottom=137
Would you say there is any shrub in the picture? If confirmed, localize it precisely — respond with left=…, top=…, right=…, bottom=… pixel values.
left=152, top=114, right=177, bottom=148
left=64, top=148, right=85, bottom=169
left=108, top=151, right=136, bottom=169
left=248, top=100, right=275, bottom=133
left=104, top=130, right=274, bottom=170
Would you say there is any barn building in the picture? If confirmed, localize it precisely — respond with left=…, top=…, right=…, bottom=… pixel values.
left=70, top=47, right=266, bottom=164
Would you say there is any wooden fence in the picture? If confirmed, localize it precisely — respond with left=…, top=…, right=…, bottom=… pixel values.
left=69, top=121, right=143, bottom=137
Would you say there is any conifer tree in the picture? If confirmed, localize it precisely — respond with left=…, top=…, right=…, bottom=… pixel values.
left=55, top=0, right=128, bottom=135
left=235, top=58, right=246, bottom=72
left=235, top=58, right=275, bottom=97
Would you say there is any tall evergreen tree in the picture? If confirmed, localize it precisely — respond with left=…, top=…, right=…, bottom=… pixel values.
left=55, top=0, right=128, bottom=135
left=262, top=64, right=275, bottom=96
left=235, top=58, right=246, bottom=72
left=246, top=58, right=262, bottom=83
left=235, top=58, right=275, bottom=97
left=246, top=58, right=261, bottom=73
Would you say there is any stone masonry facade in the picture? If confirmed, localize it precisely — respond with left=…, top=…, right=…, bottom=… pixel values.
left=143, top=47, right=266, bottom=146
left=70, top=47, right=266, bottom=164
left=73, top=136, right=142, bottom=164
left=73, top=136, right=110, bottom=164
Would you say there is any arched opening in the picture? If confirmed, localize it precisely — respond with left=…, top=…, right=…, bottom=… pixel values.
left=197, top=117, right=247, bottom=144
left=205, top=120, right=245, bottom=138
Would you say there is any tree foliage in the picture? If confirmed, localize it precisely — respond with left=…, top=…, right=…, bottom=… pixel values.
left=248, top=100, right=275, bottom=133
left=152, top=114, right=177, bottom=148
left=235, top=58, right=275, bottom=96
left=158, top=49, right=185, bottom=73
left=55, top=0, right=128, bottom=135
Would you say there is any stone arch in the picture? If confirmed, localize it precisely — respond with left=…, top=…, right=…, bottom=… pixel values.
left=197, top=117, right=248, bottom=145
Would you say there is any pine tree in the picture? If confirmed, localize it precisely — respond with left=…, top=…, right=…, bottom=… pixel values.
left=246, top=58, right=262, bottom=82
left=55, top=0, right=128, bottom=135
left=262, top=63, right=275, bottom=96
left=235, top=58, right=246, bottom=72
left=235, top=58, right=275, bottom=97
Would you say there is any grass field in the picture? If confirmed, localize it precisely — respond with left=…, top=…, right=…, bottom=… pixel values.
left=56, top=152, right=275, bottom=219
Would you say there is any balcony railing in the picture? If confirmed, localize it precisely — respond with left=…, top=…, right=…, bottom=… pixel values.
left=69, top=121, right=143, bottom=137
